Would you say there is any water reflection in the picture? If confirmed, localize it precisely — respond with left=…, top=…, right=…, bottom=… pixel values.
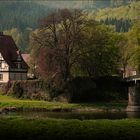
left=2, top=111, right=140, bottom=120
left=8, top=111, right=127, bottom=120
left=127, top=112, right=140, bottom=118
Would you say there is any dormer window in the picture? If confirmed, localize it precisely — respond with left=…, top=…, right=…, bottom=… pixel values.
left=16, top=62, right=21, bottom=69
left=17, top=55, right=22, bottom=61
left=17, top=50, right=22, bottom=60
left=18, top=63, right=21, bottom=69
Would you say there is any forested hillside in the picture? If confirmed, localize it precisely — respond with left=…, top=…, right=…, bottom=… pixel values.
left=37, top=0, right=129, bottom=10
left=0, top=1, right=52, bottom=31
left=85, top=1, right=140, bottom=32
left=0, top=1, right=53, bottom=50
left=94, top=1, right=140, bottom=20
left=0, top=0, right=137, bottom=50
left=0, top=0, right=132, bottom=31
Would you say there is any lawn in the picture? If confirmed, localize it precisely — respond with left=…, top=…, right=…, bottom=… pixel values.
left=0, top=95, right=135, bottom=140
left=0, top=116, right=139, bottom=140
left=0, top=94, right=127, bottom=111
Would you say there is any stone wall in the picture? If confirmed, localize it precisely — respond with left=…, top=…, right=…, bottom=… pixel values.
left=127, top=82, right=140, bottom=111
left=0, top=80, right=49, bottom=100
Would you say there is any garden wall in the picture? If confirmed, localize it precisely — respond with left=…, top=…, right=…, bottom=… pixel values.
left=0, top=76, right=128, bottom=102
left=0, top=80, right=49, bottom=100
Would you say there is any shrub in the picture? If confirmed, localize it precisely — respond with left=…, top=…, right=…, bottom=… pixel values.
left=66, top=76, right=127, bottom=102
left=12, top=82, right=24, bottom=98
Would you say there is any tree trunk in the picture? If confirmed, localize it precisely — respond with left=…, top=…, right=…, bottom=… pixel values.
left=123, top=64, right=126, bottom=79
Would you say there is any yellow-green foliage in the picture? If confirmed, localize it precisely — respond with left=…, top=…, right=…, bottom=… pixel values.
left=87, top=2, right=140, bottom=21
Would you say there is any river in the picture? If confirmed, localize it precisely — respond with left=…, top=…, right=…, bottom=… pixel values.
left=1, top=111, right=140, bottom=120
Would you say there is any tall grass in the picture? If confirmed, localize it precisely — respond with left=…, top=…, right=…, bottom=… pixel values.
left=0, top=117, right=139, bottom=140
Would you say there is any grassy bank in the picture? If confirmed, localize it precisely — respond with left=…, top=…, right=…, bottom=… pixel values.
left=0, top=94, right=127, bottom=111
left=0, top=117, right=139, bottom=140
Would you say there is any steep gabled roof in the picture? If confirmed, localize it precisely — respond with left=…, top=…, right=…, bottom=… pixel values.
left=0, top=33, right=28, bottom=69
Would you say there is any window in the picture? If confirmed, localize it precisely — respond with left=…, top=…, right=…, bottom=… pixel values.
left=0, top=62, right=2, bottom=68
left=16, top=62, right=21, bottom=69
left=0, top=54, right=3, bottom=60
left=0, top=74, right=3, bottom=81
left=18, top=63, right=21, bottom=69
left=4, top=64, right=8, bottom=69
left=20, top=73, right=22, bottom=80
left=14, top=74, right=16, bottom=80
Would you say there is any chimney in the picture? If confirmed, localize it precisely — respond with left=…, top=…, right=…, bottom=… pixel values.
left=17, top=50, right=21, bottom=55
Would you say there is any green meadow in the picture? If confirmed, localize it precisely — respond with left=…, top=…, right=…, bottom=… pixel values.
left=0, top=117, right=139, bottom=140
left=0, top=94, right=133, bottom=140
left=0, top=95, right=127, bottom=111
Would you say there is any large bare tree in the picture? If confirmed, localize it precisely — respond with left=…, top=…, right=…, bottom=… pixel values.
left=30, top=9, right=86, bottom=82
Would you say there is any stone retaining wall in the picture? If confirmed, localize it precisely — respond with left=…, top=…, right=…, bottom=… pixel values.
left=0, top=80, right=49, bottom=100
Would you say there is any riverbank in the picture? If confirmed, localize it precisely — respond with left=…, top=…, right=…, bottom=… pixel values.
left=0, top=117, right=139, bottom=140
left=0, top=94, right=127, bottom=113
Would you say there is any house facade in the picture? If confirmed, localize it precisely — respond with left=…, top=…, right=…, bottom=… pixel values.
left=124, top=66, right=137, bottom=78
left=0, top=32, right=28, bottom=83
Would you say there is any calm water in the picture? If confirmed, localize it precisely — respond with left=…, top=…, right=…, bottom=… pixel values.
left=2, top=111, right=140, bottom=120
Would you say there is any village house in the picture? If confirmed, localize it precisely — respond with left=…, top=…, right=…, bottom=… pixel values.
left=0, top=32, right=28, bottom=83
left=119, top=66, right=137, bottom=78
left=124, top=66, right=137, bottom=78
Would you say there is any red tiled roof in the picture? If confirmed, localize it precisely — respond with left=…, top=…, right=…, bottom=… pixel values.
left=21, top=54, right=30, bottom=63
left=0, top=34, right=28, bottom=69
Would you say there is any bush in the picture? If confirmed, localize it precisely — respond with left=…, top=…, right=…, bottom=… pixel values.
left=6, top=80, right=50, bottom=100
left=66, top=76, right=127, bottom=102
left=12, top=82, right=24, bottom=98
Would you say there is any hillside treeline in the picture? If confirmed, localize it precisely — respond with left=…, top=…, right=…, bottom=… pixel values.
left=100, top=18, right=132, bottom=32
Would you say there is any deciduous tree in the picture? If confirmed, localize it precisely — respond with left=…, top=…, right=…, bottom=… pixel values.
left=30, top=9, right=87, bottom=82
